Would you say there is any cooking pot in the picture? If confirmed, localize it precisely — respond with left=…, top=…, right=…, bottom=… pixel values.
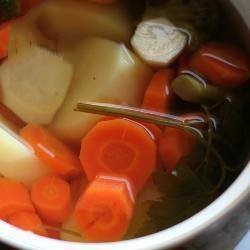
left=0, top=0, right=249, bottom=249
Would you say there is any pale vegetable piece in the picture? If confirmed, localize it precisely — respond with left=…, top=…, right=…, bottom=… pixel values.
left=8, top=18, right=54, bottom=59
left=31, top=0, right=132, bottom=44
left=60, top=214, right=84, bottom=242
left=0, top=46, right=74, bottom=125
left=131, top=18, right=187, bottom=67
left=172, top=74, right=224, bottom=104
left=0, top=125, right=51, bottom=186
left=49, top=37, right=153, bottom=144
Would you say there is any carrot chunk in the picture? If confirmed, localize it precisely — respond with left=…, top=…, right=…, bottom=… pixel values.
left=0, top=178, right=34, bottom=220
left=0, top=22, right=11, bottom=60
left=31, top=175, right=71, bottom=224
left=74, top=175, right=134, bottom=242
left=159, top=127, right=196, bottom=172
left=142, top=69, right=175, bottom=113
left=80, top=118, right=156, bottom=193
left=20, top=124, right=82, bottom=178
left=8, top=211, right=48, bottom=237
left=189, top=42, right=250, bottom=87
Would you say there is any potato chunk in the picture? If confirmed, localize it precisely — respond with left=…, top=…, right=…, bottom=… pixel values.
left=49, top=37, right=153, bottom=144
left=0, top=46, right=73, bottom=125
left=32, top=0, right=132, bottom=44
left=0, top=125, right=51, bottom=186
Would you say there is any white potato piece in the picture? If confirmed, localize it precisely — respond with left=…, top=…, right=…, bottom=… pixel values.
left=60, top=214, right=84, bottom=242
left=49, top=37, right=153, bottom=144
left=0, top=46, right=74, bottom=125
left=0, top=125, right=51, bottom=186
left=131, top=18, right=187, bottom=67
left=32, top=0, right=132, bottom=44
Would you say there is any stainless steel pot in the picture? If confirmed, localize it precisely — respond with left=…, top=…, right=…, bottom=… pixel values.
left=0, top=0, right=249, bottom=249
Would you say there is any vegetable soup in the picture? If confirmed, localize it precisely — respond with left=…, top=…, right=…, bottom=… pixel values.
left=0, top=0, right=249, bottom=243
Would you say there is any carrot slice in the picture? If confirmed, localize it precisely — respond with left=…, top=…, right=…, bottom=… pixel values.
left=159, top=127, right=197, bottom=172
left=31, top=175, right=71, bottom=224
left=142, top=69, right=176, bottom=113
left=189, top=42, right=250, bottom=87
left=20, top=124, right=82, bottom=178
left=0, top=178, right=34, bottom=220
left=80, top=118, right=156, bottom=193
left=8, top=211, right=47, bottom=236
left=0, top=102, right=26, bottom=128
left=0, top=22, right=11, bottom=60
left=74, top=175, right=134, bottom=242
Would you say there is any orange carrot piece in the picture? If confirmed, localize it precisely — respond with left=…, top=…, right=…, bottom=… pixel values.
left=8, top=211, right=48, bottom=237
left=159, top=127, right=197, bottom=172
left=142, top=69, right=176, bottom=113
left=0, top=102, right=26, bottom=128
left=31, top=175, right=71, bottom=225
left=80, top=118, right=156, bottom=193
left=0, top=22, right=11, bottom=60
left=0, top=178, right=34, bottom=220
left=74, top=175, right=134, bottom=242
left=20, top=124, right=82, bottom=178
left=189, top=42, right=250, bottom=87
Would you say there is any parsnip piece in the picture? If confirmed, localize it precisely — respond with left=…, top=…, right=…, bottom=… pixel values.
left=0, top=46, right=73, bottom=125
left=49, top=37, right=153, bottom=144
left=131, top=18, right=187, bottom=67
left=0, top=125, right=51, bottom=186
left=60, top=214, right=84, bottom=242
left=32, top=0, right=132, bottom=44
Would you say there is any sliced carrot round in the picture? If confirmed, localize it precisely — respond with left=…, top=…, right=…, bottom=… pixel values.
left=189, top=42, right=250, bottom=87
left=74, top=175, right=134, bottom=242
left=142, top=69, right=176, bottom=113
left=80, top=119, right=156, bottom=193
left=0, top=178, right=34, bottom=220
left=20, top=124, right=82, bottom=178
left=8, top=211, right=47, bottom=237
left=31, top=175, right=71, bottom=224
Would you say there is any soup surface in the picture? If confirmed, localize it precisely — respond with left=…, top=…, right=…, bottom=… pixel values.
left=0, top=0, right=249, bottom=243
